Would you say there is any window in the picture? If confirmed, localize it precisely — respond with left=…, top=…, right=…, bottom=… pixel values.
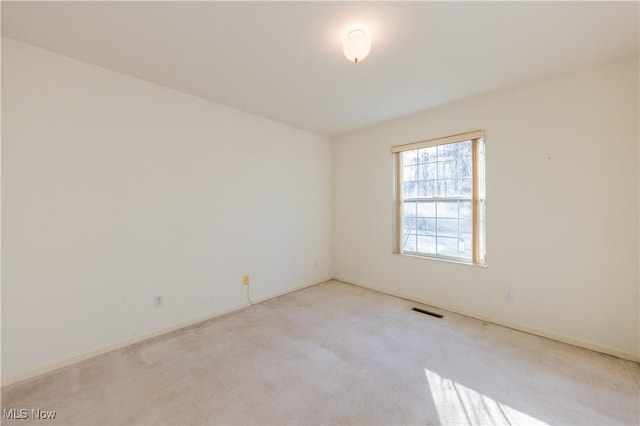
left=392, top=130, right=486, bottom=265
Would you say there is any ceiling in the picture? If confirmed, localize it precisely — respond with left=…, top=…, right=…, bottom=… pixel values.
left=2, top=1, right=638, bottom=136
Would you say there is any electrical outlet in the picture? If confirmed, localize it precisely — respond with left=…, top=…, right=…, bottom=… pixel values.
left=504, top=289, right=514, bottom=302
left=154, top=295, right=164, bottom=308
left=242, top=275, right=250, bottom=286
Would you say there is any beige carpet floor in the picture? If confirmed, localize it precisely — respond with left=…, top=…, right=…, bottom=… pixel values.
left=1, top=280, right=639, bottom=425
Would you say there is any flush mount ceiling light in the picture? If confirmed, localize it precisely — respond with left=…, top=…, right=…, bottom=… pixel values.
left=342, top=29, right=372, bottom=64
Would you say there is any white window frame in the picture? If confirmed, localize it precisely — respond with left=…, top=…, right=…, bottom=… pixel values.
left=392, top=130, right=486, bottom=266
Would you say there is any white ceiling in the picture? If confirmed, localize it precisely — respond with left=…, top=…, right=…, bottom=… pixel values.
left=2, top=1, right=638, bottom=136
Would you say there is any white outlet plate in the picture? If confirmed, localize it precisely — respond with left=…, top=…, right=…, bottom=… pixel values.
left=504, top=289, right=514, bottom=302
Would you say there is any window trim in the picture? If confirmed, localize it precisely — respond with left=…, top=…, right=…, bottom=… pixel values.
left=392, top=130, right=486, bottom=266
left=391, top=130, right=484, bottom=153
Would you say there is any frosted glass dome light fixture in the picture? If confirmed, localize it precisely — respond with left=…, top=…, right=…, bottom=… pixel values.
left=342, top=29, right=372, bottom=63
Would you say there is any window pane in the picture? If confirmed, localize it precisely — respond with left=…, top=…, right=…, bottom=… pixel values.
left=418, top=147, right=437, bottom=164
left=403, top=181, right=417, bottom=198
left=437, top=218, right=458, bottom=238
left=438, top=179, right=460, bottom=197
left=428, top=163, right=437, bottom=180
left=416, top=218, right=436, bottom=236
left=417, top=201, right=435, bottom=217
left=459, top=236, right=472, bottom=260
left=426, top=180, right=437, bottom=197
left=396, top=136, right=484, bottom=265
left=437, top=237, right=460, bottom=257
left=416, top=164, right=426, bottom=182
left=438, top=161, right=456, bottom=179
left=436, top=201, right=458, bottom=219
left=417, top=235, right=436, bottom=254
left=460, top=201, right=472, bottom=218
left=417, top=181, right=428, bottom=197
left=459, top=158, right=472, bottom=177
left=460, top=219, right=472, bottom=235
left=418, top=163, right=437, bottom=181
left=403, top=150, right=417, bottom=166
left=403, top=165, right=417, bottom=181
left=461, top=178, right=472, bottom=195
left=404, top=202, right=417, bottom=218
left=404, top=217, right=416, bottom=231
left=403, top=231, right=417, bottom=252
left=460, top=141, right=471, bottom=156
left=437, top=144, right=454, bottom=161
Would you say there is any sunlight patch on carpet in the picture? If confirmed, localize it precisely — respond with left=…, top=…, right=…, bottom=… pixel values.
left=424, top=368, right=547, bottom=425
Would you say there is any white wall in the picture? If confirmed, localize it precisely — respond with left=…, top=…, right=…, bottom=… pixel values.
left=1, top=38, right=332, bottom=382
left=333, top=58, right=640, bottom=361
left=2, top=37, right=638, bottom=387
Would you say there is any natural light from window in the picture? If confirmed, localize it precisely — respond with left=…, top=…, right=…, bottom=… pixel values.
left=393, top=131, right=486, bottom=265
left=424, top=368, right=547, bottom=425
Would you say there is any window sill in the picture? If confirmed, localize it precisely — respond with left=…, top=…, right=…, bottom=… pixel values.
left=393, top=251, right=487, bottom=268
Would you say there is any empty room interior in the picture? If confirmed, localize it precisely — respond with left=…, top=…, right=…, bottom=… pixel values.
left=1, top=1, right=639, bottom=425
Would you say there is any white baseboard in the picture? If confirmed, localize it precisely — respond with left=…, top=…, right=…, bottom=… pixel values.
left=7, top=274, right=633, bottom=388
left=335, top=277, right=640, bottom=364
left=2, top=277, right=332, bottom=387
